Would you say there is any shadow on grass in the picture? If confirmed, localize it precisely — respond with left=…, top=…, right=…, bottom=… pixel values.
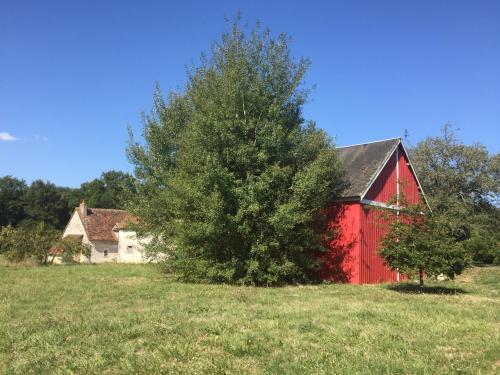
left=386, top=283, right=467, bottom=295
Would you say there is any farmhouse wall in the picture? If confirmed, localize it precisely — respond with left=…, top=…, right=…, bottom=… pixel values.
left=117, top=230, right=146, bottom=263
left=90, top=241, right=119, bottom=263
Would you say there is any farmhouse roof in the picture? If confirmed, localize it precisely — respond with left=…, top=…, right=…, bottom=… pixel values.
left=77, top=208, right=137, bottom=242
left=337, top=138, right=401, bottom=199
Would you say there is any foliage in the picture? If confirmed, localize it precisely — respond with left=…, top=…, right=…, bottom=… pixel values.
left=0, top=225, right=28, bottom=262
left=0, top=176, right=71, bottom=230
left=0, top=170, right=136, bottom=230
left=0, top=223, right=61, bottom=264
left=464, top=230, right=500, bottom=265
left=412, top=125, right=499, bottom=210
left=128, top=20, right=344, bottom=285
left=54, top=237, right=92, bottom=264
left=464, top=204, right=500, bottom=264
left=410, top=125, right=499, bottom=263
left=0, top=176, right=27, bottom=227
left=79, top=170, right=136, bottom=209
left=21, top=180, right=71, bottom=229
left=379, top=200, right=471, bottom=287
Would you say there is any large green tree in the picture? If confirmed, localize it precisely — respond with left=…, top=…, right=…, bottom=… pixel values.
left=128, top=20, right=344, bottom=285
left=410, top=125, right=499, bottom=263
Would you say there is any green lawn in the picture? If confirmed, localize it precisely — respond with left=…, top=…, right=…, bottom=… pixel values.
left=0, top=264, right=498, bottom=374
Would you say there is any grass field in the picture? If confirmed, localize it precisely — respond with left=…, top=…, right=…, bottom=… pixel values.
left=0, top=264, right=498, bottom=374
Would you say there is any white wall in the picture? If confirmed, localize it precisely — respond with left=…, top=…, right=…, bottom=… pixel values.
left=62, top=210, right=91, bottom=263
left=117, top=230, right=147, bottom=263
left=90, top=241, right=119, bottom=263
left=63, top=211, right=86, bottom=239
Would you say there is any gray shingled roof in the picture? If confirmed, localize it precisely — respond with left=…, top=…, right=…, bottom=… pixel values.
left=337, top=138, right=400, bottom=199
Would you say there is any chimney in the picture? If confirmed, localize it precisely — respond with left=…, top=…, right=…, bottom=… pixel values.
left=79, top=200, right=87, bottom=218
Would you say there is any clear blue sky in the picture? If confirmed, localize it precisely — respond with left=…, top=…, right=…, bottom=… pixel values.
left=1, top=1, right=499, bottom=187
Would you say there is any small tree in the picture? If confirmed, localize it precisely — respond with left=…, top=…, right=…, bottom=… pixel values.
left=53, top=237, right=91, bottom=264
left=28, top=223, right=61, bottom=264
left=0, top=225, right=28, bottom=262
left=379, top=202, right=470, bottom=287
left=0, top=223, right=61, bottom=264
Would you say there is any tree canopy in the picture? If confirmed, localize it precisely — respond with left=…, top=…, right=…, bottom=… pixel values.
left=0, top=176, right=27, bottom=227
left=0, top=170, right=135, bottom=230
left=128, top=20, right=344, bottom=285
left=79, top=171, right=136, bottom=209
left=410, top=125, right=499, bottom=264
left=22, top=180, right=71, bottom=229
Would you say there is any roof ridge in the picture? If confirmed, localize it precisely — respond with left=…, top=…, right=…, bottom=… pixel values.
left=336, top=137, right=401, bottom=149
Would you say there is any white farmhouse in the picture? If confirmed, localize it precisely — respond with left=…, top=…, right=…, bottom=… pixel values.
left=62, top=201, right=148, bottom=263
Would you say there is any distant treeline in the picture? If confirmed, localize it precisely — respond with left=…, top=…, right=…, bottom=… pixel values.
left=0, top=171, right=135, bottom=229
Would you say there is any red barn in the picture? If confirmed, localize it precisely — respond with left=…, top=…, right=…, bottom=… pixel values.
left=321, top=138, right=429, bottom=284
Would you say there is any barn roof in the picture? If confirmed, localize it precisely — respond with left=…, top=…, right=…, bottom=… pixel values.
left=77, top=208, right=137, bottom=242
left=337, top=138, right=401, bottom=199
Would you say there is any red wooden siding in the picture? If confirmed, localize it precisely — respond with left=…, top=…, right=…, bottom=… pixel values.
left=365, top=145, right=422, bottom=206
left=364, top=148, right=398, bottom=203
left=398, top=149, right=422, bottom=205
left=359, top=206, right=398, bottom=283
left=321, top=202, right=361, bottom=283
left=359, top=145, right=420, bottom=283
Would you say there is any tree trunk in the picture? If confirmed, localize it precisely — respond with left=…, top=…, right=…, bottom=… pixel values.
left=419, top=268, right=424, bottom=288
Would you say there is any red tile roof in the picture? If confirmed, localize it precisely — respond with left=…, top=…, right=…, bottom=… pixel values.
left=78, top=208, right=138, bottom=242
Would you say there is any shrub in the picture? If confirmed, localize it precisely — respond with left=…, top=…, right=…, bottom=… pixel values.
left=0, top=223, right=86, bottom=265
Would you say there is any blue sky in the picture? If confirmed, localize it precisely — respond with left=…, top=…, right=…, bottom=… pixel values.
left=1, top=1, right=499, bottom=187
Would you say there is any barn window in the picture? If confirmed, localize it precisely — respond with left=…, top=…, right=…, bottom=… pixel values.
left=104, top=249, right=108, bottom=257
left=127, top=245, right=134, bottom=253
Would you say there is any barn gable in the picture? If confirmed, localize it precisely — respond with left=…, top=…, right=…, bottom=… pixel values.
left=337, top=138, right=400, bottom=199
left=337, top=138, right=428, bottom=208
